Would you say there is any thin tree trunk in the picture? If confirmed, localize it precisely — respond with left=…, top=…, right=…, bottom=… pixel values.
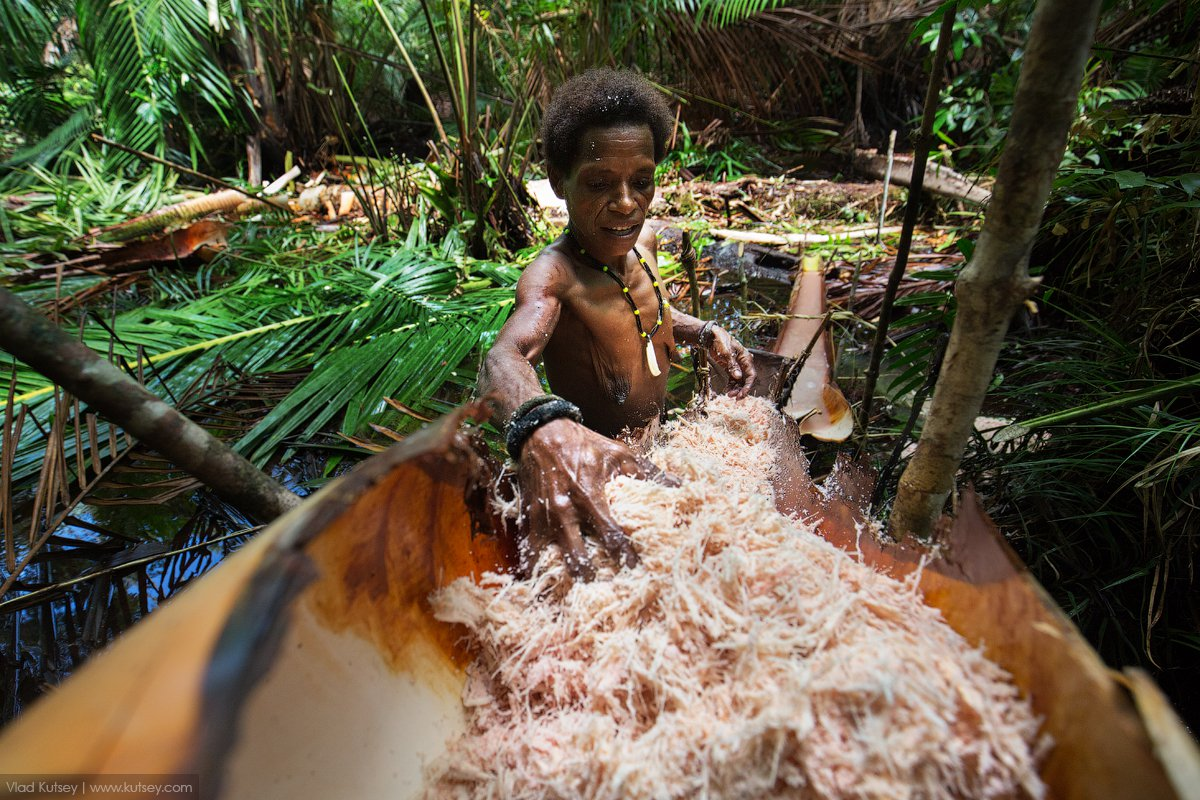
left=231, top=18, right=287, bottom=164
left=0, top=290, right=299, bottom=524
left=890, top=0, right=1103, bottom=539
left=857, top=4, right=957, bottom=437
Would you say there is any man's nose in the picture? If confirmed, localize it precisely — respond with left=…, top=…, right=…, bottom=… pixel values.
left=610, top=184, right=637, bottom=215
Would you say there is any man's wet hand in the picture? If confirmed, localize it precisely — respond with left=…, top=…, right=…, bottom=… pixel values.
left=516, top=418, right=674, bottom=581
left=707, top=326, right=756, bottom=398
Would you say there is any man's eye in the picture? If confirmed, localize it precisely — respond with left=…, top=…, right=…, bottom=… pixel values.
left=588, top=181, right=608, bottom=190
left=635, top=179, right=653, bottom=190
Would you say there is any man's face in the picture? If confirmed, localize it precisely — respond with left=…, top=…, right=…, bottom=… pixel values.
left=550, top=123, right=657, bottom=266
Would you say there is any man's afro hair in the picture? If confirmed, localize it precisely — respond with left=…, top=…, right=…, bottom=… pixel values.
left=540, top=68, right=673, bottom=176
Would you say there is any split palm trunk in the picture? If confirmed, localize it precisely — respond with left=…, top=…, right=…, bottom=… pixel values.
left=0, top=289, right=299, bottom=524
left=96, top=189, right=273, bottom=243
left=890, top=0, right=1103, bottom=539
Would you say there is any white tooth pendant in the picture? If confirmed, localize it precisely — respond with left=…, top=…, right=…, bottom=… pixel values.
left=645, top=338, right=661, bottom=376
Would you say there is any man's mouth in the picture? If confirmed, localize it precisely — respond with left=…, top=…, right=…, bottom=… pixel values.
left=603, top=224, right=639, bottom=237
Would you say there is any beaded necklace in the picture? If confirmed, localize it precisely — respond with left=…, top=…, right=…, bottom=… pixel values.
left=565, top=229, right=667, bottom=376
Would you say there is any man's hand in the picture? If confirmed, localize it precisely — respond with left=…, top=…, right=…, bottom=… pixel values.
left=706, top=325, right=756, bottom=398
left=516, top=417, right=674, bottom=580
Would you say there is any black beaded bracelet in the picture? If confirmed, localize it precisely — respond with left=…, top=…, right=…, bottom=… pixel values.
left=507, top=393, right=561, bottom=429
left=698, top=320, right=717, bottom=347
left=505, top=398, right=583, bottom=461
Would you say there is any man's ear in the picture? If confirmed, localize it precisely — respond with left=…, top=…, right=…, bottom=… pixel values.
left=548, top=166, right=565, bottom=199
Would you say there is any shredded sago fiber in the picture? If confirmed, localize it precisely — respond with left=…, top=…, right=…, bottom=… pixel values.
left=425, top=396, right=1047, bottom=799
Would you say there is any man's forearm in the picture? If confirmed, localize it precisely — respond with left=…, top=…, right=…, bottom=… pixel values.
left=671, top=310, right=709, bottom=346
left=478, top=346, right=548, bottom=422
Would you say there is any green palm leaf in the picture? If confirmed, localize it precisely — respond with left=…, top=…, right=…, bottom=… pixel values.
left=236, top=291, right=512, bottom=464
left=74, top=0, right=237, bottom=165
left=666, top=0, right=789, bottom=28
left=2, top=228, right=519, bottom=486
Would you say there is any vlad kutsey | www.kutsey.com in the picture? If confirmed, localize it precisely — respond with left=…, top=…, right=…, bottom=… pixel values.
left=3, top=775, right=198, bottom=797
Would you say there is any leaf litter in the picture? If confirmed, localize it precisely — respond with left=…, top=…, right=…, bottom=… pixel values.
left=425, top=396, right=1048, bottom=799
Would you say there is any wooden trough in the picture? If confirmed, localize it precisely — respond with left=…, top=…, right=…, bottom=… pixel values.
left=0, top=393, right=1196, bottom=799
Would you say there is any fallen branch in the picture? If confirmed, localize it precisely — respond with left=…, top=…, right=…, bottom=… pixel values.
left=710, top=226, right=902, bottom=246
left=89, top=192, right=256, bottom=243
left=0, top=289, right=300, bottom=538
left=854, top=149, right=992, bottom=206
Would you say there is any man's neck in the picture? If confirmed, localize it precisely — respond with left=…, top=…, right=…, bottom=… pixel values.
left=565, top=230, right=640, bottom=280
left=607, top=249, right=640, bottom=281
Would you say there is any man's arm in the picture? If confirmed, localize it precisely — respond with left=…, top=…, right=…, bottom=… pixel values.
left=478, top=256, right=564, bottom=420
left=671, top=309, right=756, bottom=398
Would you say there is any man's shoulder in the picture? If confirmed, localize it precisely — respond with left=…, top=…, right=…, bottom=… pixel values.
left=516, top=239, right=578, bottom=295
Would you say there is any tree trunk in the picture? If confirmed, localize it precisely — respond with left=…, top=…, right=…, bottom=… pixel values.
left=889, top=0, right=1103, bottom=540
left=0, top=290, right=299, bottom=524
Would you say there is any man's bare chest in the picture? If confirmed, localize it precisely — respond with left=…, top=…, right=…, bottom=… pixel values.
left=551, top=281, right=673, bottom=362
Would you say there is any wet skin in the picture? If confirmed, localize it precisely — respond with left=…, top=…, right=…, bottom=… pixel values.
left=478, top=123, right=755, bottom=579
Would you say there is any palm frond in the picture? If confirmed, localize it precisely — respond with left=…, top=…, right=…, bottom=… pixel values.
left=0, top=106, right=97, bottom=174
left=237, top=289, right=512, bottom=463
left=957, top=308, right=1199, bottom=671
left=660, top=0, right=789, bottom=30
left=2, top=224, right=520, bottom=488
left=0, top=147, right=179, bottom=253
left=878, top=287, right=956, bottom=405
left=0, top=0, right=59, bottom=60
left=74, top=0, right=237, bottom=166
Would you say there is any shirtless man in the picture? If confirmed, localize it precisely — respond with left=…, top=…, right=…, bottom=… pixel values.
left=479, top=68, right=756, bottom=580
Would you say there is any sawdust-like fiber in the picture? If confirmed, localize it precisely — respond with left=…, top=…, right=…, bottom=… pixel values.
left=425, top=396, right=1047, bottom=799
